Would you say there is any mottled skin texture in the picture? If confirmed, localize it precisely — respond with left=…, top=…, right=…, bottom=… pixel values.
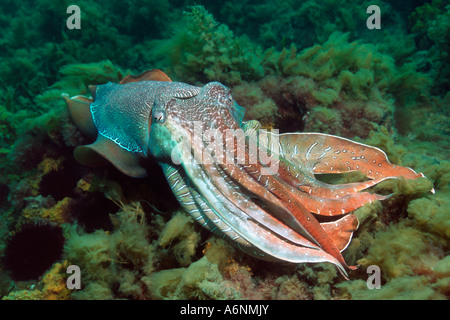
left=63, top=69, right=429, bottom=278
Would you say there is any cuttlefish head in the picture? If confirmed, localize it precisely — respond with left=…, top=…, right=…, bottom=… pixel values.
left=148, top=81, right=245, bottom=164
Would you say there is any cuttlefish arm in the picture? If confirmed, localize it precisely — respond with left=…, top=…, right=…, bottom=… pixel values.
left=277, top=133, right=424, bottom=180
left=168, top=140, right=355, bottom=277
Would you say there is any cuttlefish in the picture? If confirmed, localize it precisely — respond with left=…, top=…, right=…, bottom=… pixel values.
left=62, top=69, right=427, bottom=278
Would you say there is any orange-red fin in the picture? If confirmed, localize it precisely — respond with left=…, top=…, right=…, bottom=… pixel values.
left=119, top=69, right=172, bottom=84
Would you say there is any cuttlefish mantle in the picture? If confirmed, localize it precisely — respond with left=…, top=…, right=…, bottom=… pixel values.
left=62, top=69, right=199, bottom=178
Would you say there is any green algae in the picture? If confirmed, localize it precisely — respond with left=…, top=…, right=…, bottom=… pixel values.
left=408, top=192, right=450, bottom=240
left=410, top=0, right=450, bottom=94
left=144, top=256, right=239, bottom=299
left=152, top=5, right=264, bottom=85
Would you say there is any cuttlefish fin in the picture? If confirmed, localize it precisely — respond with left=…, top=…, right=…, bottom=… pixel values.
left=75, top=135, right=148, bottom=178
left=62, top=93, right=97, bottom=140
left=119, top=69, right=172, bottom=84
left=320, top=214, right=359, bottom=252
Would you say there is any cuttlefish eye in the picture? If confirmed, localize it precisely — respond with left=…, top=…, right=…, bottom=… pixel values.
left=153, top=109, right=165, bottom=123
left=223, top=91, right=234, bottom=104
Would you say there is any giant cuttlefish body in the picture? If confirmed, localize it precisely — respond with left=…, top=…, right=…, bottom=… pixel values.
left=63, top=70, right=427, bottom=278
